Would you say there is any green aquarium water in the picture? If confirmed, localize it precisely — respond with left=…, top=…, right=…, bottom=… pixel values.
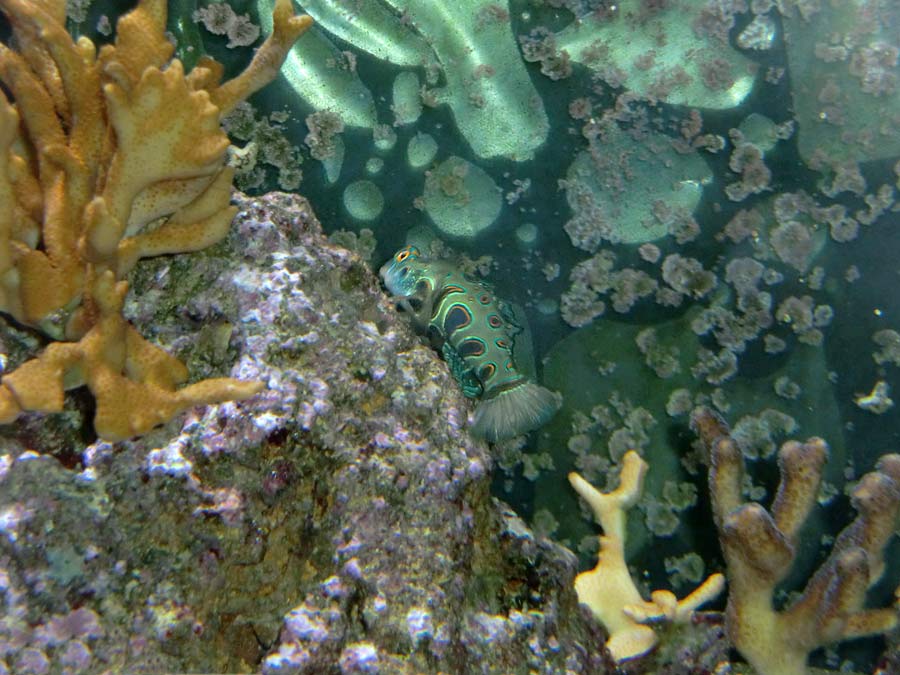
left=15, top=0, right=900, bottom=670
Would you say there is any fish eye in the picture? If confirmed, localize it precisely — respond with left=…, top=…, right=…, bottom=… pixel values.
left=397, top=250, right=409, bottom=262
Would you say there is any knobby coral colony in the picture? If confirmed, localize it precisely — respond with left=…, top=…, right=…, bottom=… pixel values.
left=690, top=407, right=900, bottom=675
left=380, top=245, right=561, bottom=441
left=0, top=0, right=312, bottom=440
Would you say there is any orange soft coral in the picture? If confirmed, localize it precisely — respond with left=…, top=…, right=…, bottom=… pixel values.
left=0, top=0, right=312, bottom=440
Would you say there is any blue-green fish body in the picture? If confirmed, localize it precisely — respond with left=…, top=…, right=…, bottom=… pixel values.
left=380, top=246, right=561, bottom=441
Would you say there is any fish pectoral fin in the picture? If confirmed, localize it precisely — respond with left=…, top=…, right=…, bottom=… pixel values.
left=441, top=343, right=482, bottom=398
left=497, top=299, right=523, bottom=337
left=504, top=301, right=537, bottom=380
left=398, top=297, right=430, bottom=332
left=399, top=292, right=434, bottom=331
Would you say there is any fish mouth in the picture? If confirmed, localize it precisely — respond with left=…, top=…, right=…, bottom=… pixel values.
left=382, top=276, right=411, bottom=298
left=379, top=263, right=409, bottom=298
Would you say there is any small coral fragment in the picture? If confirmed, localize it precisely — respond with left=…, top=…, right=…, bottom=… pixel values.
left=569, top=450, right=724, bottom=662
left=855, top=379, right=894, bottom=414
left=0, top=0, right=311, bottom=440
left=691, top=406, right=900, bottom=675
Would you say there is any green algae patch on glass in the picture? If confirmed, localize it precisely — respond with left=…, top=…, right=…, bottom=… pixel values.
left=258, top=5, right=377, bottom=128
left=297, top=0, right=434, bottom=66
left=365, top=157, right=385, bottom=176
left=393, top=71, right=424, bottom=126
left=737, top=113, right=781, bottom=154
left=391, top=0, right=549, bottom=160
left=782, top=0, right=900, bottom=164
left=421, top=156, right=502, bottom=240
left=343, top=180, right=385, bottom=221
left=555, top=0, right=756, bottom=109
left=534, top=304, right=848, bottom=581
left=407, top=132, right=439, bottom=169
left=563, top=126, right=712, bottom=247
left=321, top=135, right=345, bottom=185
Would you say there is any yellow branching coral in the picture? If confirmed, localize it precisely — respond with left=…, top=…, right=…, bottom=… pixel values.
left=0, top=0, right=312, bottom=440
left=691, top=406, right=900, bottom=675
left=569, top=450, right=725, bottom=662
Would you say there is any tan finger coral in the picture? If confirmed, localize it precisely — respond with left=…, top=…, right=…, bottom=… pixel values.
left=691, top=406, right=900, bottom=675
left=0, top=0, right=313, bottom=440
left=569, top=450, right=725, bottom=662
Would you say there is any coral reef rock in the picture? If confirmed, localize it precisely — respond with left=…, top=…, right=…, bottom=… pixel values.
left=0, top=192, right=606, bottom=674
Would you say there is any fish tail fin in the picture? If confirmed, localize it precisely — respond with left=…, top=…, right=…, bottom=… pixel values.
left=470, top=381, right=562, bottom=442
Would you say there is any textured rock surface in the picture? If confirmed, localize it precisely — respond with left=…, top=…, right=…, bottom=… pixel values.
left=0, top=192, right=607, bottom=674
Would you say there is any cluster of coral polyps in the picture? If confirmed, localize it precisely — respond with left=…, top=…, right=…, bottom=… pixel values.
left=0, top=0, right=311, bottom=440
left=691, top=406, right=900, bottom=675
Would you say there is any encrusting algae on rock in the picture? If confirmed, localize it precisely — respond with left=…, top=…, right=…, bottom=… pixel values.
left=0, top=0, right=312, bottom=440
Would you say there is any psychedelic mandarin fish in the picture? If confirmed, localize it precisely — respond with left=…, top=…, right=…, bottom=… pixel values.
left=380, top=246, right=561, bottom=442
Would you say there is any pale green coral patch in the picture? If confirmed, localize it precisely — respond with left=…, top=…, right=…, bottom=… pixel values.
left=322, top=136, right=345, bottom=184
left=258, top=5, right=377, bottom=128
left=555, top=0, right=756, bottom=109
left=297, top=0, right=434, bottom=66
left=782, top=0, right=900, bottom=164
left=343, top=180, right=384, bottom=221
left=391, top=0, right=548, bottom=159
left=564, top=125, right=712, bottom=246
left=407, top=132, right=438, bottom=169
left=392, top=72, right=424, bottom=126
left=421, top=156, right=502, bottom=240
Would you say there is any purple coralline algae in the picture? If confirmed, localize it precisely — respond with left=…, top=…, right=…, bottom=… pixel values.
left=0, top=193, right=607, bottom=674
